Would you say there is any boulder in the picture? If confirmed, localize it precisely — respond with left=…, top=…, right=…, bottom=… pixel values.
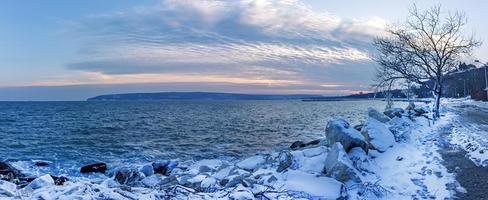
left=0, top=180, right=17, bottom=197
left=290, top=141, right=305, bottom=150
left=141, top=174, right=167, bottom=187
left=367, top=108, right=391, bottom=123
left=114, top=167, right=144, bottom=185
left=0, top=162, right=23, bottom=181
left=51, top=176, right=69, bottom=186
left=324, top=143, right=361, bottom=183
left=229, top=185, right=255, bottom=200
left=34, top=161, right=50, bottom=167
left=236, top=155, right=265, bottom=171
left=290, top=139, right=322, bottom=150
left=27, top=174, right=54, bottom=190
left=361, top=118, right=395, bottom=152
left=414, top=107, right=429, bottom=116
left=384, top=108, right=405, bottom=118
left=80, top=163, right=107, bottom=174
left=348, top=147, right=371, bottom=171
left=139, top=164, right=154, bottom=177
left=152, top=160, right=178, bottom=175
left=325, top=118, right=368, bottom=152
left=276, top=151, right=293, bottom=172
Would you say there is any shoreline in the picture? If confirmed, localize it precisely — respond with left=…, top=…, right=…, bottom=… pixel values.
left=1, top=102, right=463, bottom=199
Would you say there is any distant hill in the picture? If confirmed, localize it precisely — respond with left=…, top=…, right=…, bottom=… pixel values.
left=87, top=92, right=325, bottom=101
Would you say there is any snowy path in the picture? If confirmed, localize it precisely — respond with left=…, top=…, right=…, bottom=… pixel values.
left=363, top=114, right=461, bottom=200
left=437, top=101, right=488, bottom=199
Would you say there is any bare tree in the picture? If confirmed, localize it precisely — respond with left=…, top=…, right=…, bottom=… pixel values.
left=373, top=5, right=481, bottom=118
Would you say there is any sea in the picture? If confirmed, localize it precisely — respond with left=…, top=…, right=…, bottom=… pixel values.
left=0, top=100, right=406, bottom=177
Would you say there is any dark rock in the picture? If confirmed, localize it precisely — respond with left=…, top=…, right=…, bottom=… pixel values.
left=306, top=139, right=320, bottom=146
left=80, top=163, right=107, bottom=174
left=152, top=161, right=169, bottom=175
left=290, top=139, right=322, bottom=150
left=34, top=161, right=50, bottom=167
left=0, top=162, right=24, bottom=181
left=152, top=160, right=177, bottom=175
left=353, top=124, right=363, bottom=131
left=52, top=176, right=69, bottom=186
left=396, top=156, right=404, bottom=161
left=290, top=141, right=305, bottom=150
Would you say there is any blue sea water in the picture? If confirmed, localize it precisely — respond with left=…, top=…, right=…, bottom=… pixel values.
left=0, top=100, right=402, bottom=177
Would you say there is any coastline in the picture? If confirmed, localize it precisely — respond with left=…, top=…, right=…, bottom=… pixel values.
left=0, top=101, right=464, bottom=199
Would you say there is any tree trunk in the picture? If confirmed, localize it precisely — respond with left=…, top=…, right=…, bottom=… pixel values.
left=434, top=81, right=442, bottom=119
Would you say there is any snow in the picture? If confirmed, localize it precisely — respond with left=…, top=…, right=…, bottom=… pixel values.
left=443, top=99, right=488, bottom=166
left=362, top=114, right=460, bottom=200
left=283, top=170, right=344, bottom=199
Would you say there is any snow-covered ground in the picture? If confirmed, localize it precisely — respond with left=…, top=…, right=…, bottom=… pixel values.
left=0, top=102, right=469, bottom=199
left=443, top=99, right=488, bottom=167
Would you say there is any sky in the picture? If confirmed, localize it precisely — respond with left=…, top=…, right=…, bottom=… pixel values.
left=0, top=0, right=487, bottom=101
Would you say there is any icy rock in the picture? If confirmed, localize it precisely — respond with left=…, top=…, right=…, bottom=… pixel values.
left=414, top=106, right=429, bottom=116
left=27, top=174, right=54, bottom=190
left=384, top=108, right=405, bottom=118
left=236, top=155, right=265, bottom=171
left=223, top=175, right=244, bottom=188
left=142, top=174, right=166, bottom=187
left=114, top=167, right=145, bottom=185
left=214, top=166, right=234, bottom=180
left=348, top=147, right=370, bottom=171
left=324, top=143, right=361, bottom=183
left=80, top=163, right=107, bottom=174
left=152, top=160, right=177, bottom=175
left=368, top=108, right=391, bottom=123
left=229, top=185, right=255, bottom=200
left=52, top=175, right=69, bottom=186
left=139, top=164, right=154, bottom=177
left=0, top=162, right=23, bottom=180
left=101, top=178, right=120, bottom=188
left=284, top=170, right=345, bottom=199
left=0, top=180, right=17, bottom=197
left=325, top=118, right=368, bottom=152
left=276, top=151, right=293, bottom=172
left=200, top=177, right=217, bottom=189
left=361, top=117, right=395, bottom=152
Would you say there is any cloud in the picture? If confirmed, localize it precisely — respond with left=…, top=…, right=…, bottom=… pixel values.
left=65, top=0, right=387, bottom=94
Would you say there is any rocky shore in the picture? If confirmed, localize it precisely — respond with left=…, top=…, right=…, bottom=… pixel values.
left=1, top=103, right=459, bottom=199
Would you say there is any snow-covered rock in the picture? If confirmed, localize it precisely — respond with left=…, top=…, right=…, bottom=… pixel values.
left=139, top=164, right=154, bottom=177
left=325, top=118, right=368, bottom=152
left=384, top=107, right=405, bottom=118
left=0, top=180, right=17, bottom=197
left=114, top=167, right=145, bottom=185
left=283, top=170, right=345, bottom=199
left=348, top=147, right=371, bottom=171
left=236, top=155, right=265, bottom=171
left=27, top=174, right=54, bottom=190
left=361, top=117, right=395, bottom=152
left=141, top=174, right=166, bottom=187
left=324, top=143, right=361, bottom=183
left=229, top=185, right=255, bottom=200
left=368, top=107, right=391, bottom=123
